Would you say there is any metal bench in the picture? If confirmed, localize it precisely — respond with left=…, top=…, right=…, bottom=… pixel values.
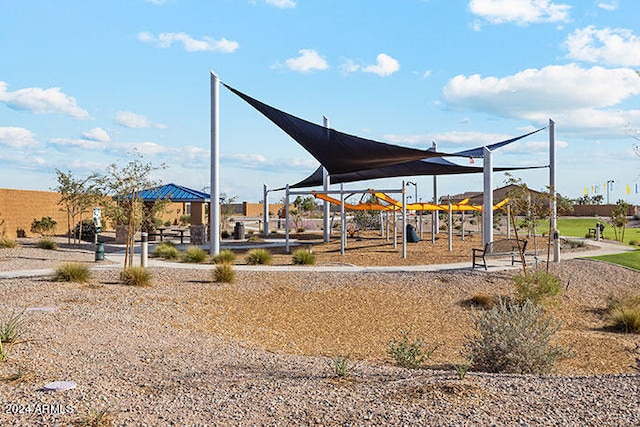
left=472, top=238, right=527, bottom=270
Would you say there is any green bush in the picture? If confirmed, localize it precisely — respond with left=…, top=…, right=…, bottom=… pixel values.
left=36, top=237, right=57, bottom=250
left=213, top=249, right=236, bottom=264
left=629, top=239, right=640, bottom=246
left=387, top=326, right=437, bottom=369
left=53, top=262, right=92, bottom=283
left=513, top=269, right=562, bottom=306
left=0, top=237, right=18, bottom=248
left=606, top=295, right=640, bottom=333
left=120, top=267, right=152, bottom=287
left=181, top=246, right=207, bottom=263
left=30, top=216, right=57, bottom=236
left=151, top=241, right=180, bottom=259
left=212, top=263, right=235, bottom=284
left=465, top=298, right=572, bottom=374
left=292, top=248, right=316, bottom=265
left=245, top=248, right=272, bottom=265
left=329, top=355, right=350, bottom=378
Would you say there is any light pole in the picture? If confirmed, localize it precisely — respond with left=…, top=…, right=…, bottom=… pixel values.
left=606, top=180, right=614, bottom=204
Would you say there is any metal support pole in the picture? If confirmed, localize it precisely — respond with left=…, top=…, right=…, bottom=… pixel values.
left=340, top=183, right=345, bottom=255
left=285, top=184, right=290, bottom=253
left=461, top=210, right=465, bottom=241
left=550, top=119, right=560, bottom=262
left=482, top=147, right=493, bottom=246
left=323, top=116, right=331, bottom=243
left=263, top=183, right=269, bottom=237
left=402, top=181, right=407, bottom=259
left=210, top=71, right=220, bottom=256
left=432, top=141, right=439, bottom=237
left=140, top=232, right=148, bottom=267
left=448, top=200, right=453, bottom=251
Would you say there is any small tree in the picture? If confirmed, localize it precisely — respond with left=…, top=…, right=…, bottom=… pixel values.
left=290, top=196, right=317, bottom=231
left=53, top=169, right=101, bottom=245
left=610, top=200, right=629, bottom=242
left=220, top=194, right=238, bottom=233
left=96, top=153, right=167, bottom=267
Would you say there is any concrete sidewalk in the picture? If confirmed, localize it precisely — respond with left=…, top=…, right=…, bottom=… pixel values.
left=1, top=237, right=634, bottom=279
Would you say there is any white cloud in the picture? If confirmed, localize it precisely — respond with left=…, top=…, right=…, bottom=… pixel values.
left=114, top=111, right=166, bottom=129
left=564, top=26, right=640, bottom=67
left=144, top=0, right=167, bottom=4
left=265, top=0, right=295, bottom=8
left=0, top=127, right=38, bottom=148
left=362, top=54, right=400, bottom=77
left=443, top=64, right=640, bottom=135
left=0, top=81, right=89, bottom=119
left=49, top=137, right=105, bottom=150
left=468, top=0, right=571, bottom=25
left=283, top=49, right=329, bottom=73
left=137, top=31, right=239, bottom=53
left=223, top=152, right=317, bottom=170
left=82, top=127, right=110, bottom=142
left=597, top=1, right=618, bottom=11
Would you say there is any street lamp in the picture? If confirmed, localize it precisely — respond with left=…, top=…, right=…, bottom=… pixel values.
left=606, top=180, right=614, bottom=204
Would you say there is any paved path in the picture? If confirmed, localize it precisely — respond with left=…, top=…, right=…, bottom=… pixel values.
left=1, top=238, right=635, bottom=279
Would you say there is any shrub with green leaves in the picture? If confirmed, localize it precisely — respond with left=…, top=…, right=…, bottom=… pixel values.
left=120, top=267, right=152, bottom=287
left=151, top=241, right=180, bottom=259
left=606, top=295, right=640, bottom=334
left=36, top=237, right=57, bottom=250
left=292, top=248, right=316, bottom=265
left=245, top=248, right=272, bottom=265
left=213, top=249, right=236, bottom=264
left=53, top=262, right=92, bottom=283
left=0, top=310, right=26, bottom=344
left=181, top=246, right=207, bottom=263
left=30, top=216, right=57, bottom=236
left=212, top=263, right=235, bottom=284
left=387, top=326, right=437, bottom=369
left=329, top=355, right=350, bottom=378
left=0, top=237, right=18, bottom=248
left=465, top=298, right=572, bottom=374
left=513, top=269, right=562, bottom=306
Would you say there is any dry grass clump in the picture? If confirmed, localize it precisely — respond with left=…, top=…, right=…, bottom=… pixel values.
left=213, top=263, right=235, bottom=284
left=36, top=237, right=57, bottom=250
left=151, top=241, right=180, bottom=259
left=513, top=269, right=562, bottom=306
left=119, top=267, right=152, bottom=287
left=213, top=249, right=236, bottom=264
left=53, top=262, right=92, bottom=283
left=606, top=295, right=640, bottom=333
left=245, top=248, right=272, bottom=265
left=181, top=246, right=207, bottom=263
left=292, top=248, right=316, bottom=265
left=0, top=236, right=18, bottom=248
left=467, top=292, right=499, bottom=310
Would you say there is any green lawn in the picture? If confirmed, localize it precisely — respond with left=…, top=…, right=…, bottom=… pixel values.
left=589, top=250, right=640, bottom=271
left=556, top=218, right=640, bottom=246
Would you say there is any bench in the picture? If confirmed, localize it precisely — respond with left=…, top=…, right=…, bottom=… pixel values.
left=587, top=224, right=605, bottom=239
left=472, top=238, right=527, bottom=270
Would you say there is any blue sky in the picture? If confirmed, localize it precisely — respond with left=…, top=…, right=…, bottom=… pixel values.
left=1, top=0, right=639, bottom=205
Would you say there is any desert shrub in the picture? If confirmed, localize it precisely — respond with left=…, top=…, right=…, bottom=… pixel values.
left=213, top=249, right=236, bottom=264
left=245, top=248, right=272, bottom=265
left=292, top=248, right=316, bottom=265
left=247, top=235, right=263, bottom=242
left=513, top=269, right=562, bottom=306
left=629, top=239, right=640, bottom=246
left=564, top=239, right=585, bottom=249
left=53, top=262, right=92, bottom=283
left=0, top=237, right=18, bottom=248
left=181, top=246, right=207, bottom=263
left=36, top=237, right=57, bottom=250
left=465, top=298, right=572, bottom=374
left=120, top=267, right=152, bottom=287
left=151, top=241, right=180, bottom=259
left=0, top=310, right=26, bottom=344
left=72, top=219, right=97, bottom=242
left=212, top=263, right=235, bottom=284
left=387, top=326, right=438, bottom=369
left=221, top=230, right=230, bottom=239
left=606, top=295, right=640, bottom=333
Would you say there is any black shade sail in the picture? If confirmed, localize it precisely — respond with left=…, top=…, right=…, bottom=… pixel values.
left=224, top=84, right=462, bottom=175
left=291, top=157, right=546, bottom=188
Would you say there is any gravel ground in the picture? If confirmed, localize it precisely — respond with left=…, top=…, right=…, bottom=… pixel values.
left=0, top=240, right=639, bottom=426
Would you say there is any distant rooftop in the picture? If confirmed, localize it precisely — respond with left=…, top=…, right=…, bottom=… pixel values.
left=137, top=183, right=210, bottom=203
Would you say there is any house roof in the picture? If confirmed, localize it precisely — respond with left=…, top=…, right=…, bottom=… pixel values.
left=137, top=183, right=210, bottom=202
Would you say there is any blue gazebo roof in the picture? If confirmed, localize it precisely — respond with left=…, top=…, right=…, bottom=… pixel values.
left=137, top=183, right=210, bottom=203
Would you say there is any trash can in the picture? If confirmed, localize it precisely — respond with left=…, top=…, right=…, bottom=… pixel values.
left=234, top=222, right=245, bottom=240
left=406, top=224, right=420, bottom=243
left=95, top=241, right=105, bottom=261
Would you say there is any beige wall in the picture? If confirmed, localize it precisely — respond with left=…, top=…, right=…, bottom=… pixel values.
left=0, top=188, right=71, bottom=238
